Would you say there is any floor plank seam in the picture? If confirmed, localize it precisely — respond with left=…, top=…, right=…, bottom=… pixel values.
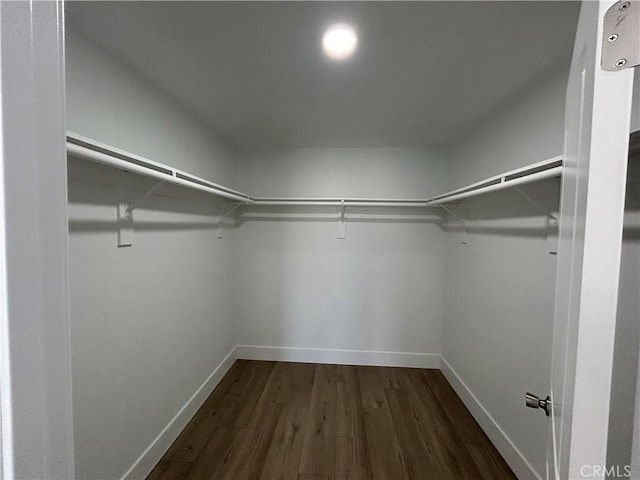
left=146, top=360, right=517, bottom=480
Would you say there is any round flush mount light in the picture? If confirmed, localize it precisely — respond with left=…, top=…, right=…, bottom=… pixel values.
left=322, top=24, right=358, bottom=60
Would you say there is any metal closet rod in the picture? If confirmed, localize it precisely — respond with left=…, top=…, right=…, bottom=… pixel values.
left=66, top=133, right=563, bottom=208
left=253, top=198, right=431, bottom=207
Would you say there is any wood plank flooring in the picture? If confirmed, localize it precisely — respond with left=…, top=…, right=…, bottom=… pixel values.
left=147, top=360, right=516, bottom=480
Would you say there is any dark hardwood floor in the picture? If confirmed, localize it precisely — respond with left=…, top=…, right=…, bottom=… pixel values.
left=147, top=360, right=516, bottom=480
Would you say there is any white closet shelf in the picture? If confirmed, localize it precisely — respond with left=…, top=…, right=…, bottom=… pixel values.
left=425, top=156, right=563, bottom=206
left=66, top=133, right=563, bottom=211
left=66, top=132, right=255, bottom=204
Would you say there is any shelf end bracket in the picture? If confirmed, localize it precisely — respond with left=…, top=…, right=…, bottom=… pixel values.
left=337, top=200, right=347, bottom=239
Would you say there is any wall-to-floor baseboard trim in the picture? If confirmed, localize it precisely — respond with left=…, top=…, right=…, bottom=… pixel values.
left=120, top=346, right=238, bottom=480
left=118, top=349, right=535, bottom=480
left=440, top=356, right=540, bottom=480
left=236, top=344, right=441, bottom=369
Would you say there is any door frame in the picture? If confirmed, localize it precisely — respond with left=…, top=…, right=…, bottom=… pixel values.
left=0, top=1, right=74, bottom=478
left=549, top=1, right=637, bottom=478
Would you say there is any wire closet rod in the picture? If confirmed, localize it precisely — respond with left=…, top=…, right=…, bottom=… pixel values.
left=66, top=133, right=563, bottom=208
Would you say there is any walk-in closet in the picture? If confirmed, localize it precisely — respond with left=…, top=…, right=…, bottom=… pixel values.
left=1, top=1, right=637, bottom=479
left=62, top=2, right=640, bottom=479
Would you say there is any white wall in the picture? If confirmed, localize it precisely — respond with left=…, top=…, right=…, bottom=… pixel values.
left=234, top=148, right=448, bottom=364
left=441, top=71, right=567, bottom=479
left=66, top=30, right=237, bottom=480
left=65, top=30, right=234, bottom=184
left=448, top=71, right=567, bottom=187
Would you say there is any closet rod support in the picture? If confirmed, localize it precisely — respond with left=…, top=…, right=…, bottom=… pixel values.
left=224, top=202, right=246, bottom=218
left=337, top=200, right=347, bottom=239
left=438, top=204, right=465, bottom=224
left=126, top=180, right=166, bottom=214
left=513, top=187, right=558, bottom=222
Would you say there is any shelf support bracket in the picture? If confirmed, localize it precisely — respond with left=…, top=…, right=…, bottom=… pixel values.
left=217, top=201, right=224, bottom=239
left=125, top=180, right=165, bottom=215
left=438, top=204, right=466, bottom=224
left=513, top=187, right=558, bottom=223
left=438, top=204, right=468, bottom=245
left=337, top=200, right=347, bottom=239
left=218, top=201, right=246, bottom=239
left=224, top=202, right=245, bottom=218
left=119, top=179, right=165, bottom=248
left=117, top=176, right=134, bottom=248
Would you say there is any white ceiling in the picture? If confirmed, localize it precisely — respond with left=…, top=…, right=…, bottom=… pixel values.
left=66, top=1, right=580, bottom=149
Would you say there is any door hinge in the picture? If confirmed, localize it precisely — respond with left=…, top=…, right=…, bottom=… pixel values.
left=602, top=0, right=640, bottom=71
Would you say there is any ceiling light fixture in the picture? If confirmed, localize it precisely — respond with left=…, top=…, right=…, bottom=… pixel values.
left=322, top=24, right=358, bottom=60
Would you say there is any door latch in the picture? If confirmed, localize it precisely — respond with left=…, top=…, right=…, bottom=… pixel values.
left=526, top=392, right=551, bottom=416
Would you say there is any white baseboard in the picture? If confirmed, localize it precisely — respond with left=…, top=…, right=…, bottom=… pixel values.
left=121, top=346, right=238, bottom=480
left=236, top=344, right=441, bottom=369
left=439, top=356, right=540, bottom=480
left=119, top=349, right=534, bottom=480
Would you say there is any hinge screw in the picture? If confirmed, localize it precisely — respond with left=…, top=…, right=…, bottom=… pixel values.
left=619, top=2, right=630, bottom=10
left=608, top=34, right=619, bottom=42
left=615, top=58, right=627, bottom=68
